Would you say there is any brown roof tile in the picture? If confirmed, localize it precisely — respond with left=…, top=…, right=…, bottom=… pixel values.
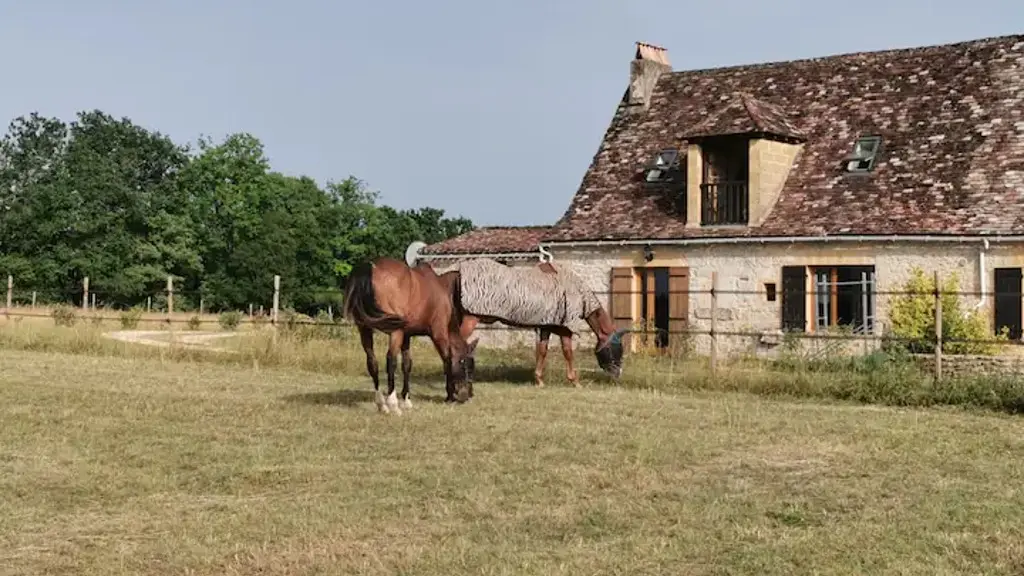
left=680, top=92, right=806, bottom=140
left=544, top=34, right=1024, bottom=242
left=421, top=226, right=550, bottom=255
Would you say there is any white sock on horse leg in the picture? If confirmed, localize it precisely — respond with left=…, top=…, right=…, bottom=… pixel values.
left=386, top=390, right=401, bottom=415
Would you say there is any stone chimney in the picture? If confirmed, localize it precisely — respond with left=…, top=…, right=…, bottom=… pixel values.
left=628, top=42, right=672, bottom=108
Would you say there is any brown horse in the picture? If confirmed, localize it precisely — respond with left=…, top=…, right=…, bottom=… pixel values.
left=436, top=260, right=627, bottom=388
left=343, top=258, right=476, bottom=414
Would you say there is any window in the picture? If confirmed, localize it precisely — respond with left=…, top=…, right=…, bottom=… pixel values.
left=812, top=266, right=875, bottom=333
left=639, top=268, right=670, bottom=348
left=610, top=266, right=690, bottom=352
left=643, top=148, right=687, bottom=219
left=700, top=137, right=749, bottom=225
left=765, top=282, right=777, bottom=302
left=844, top=135, right=882, bottom=172
left=780, top=265, right=875, bottom=333
left=644, top=148, right=683, bottom=183
left=634, top=266, right=690, bottom=350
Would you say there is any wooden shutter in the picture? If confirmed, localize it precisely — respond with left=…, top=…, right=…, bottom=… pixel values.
left=609, top=267, right=634, bottom=348
left=668, top=267, right=690, bottom=342
left=781, top=265, right=807, bottom=332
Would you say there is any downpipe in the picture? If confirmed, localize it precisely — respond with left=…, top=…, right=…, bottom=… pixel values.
left=975, top=238, right=989, bottom=310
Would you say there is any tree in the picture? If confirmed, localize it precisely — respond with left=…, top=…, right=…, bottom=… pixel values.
left=0, top=109, right=476, bottom=313
left=0, top=113, right=72, bottom=294
left=60, top=110, right=195, bottom=305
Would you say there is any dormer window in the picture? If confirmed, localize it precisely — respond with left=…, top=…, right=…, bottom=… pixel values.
left=644, top=149, right=682, bottom=183
left=844, top=135, right=882, bottom=172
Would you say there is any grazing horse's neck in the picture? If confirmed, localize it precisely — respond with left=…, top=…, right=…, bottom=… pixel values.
left=586, top=307, right=617, bottom=341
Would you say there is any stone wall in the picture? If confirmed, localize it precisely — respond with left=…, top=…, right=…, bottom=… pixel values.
left=913, top=353, right=1024, bottom=379
left=749, top=139, right=802, bottom=226
left=545, top=241, right=1024, bottom=359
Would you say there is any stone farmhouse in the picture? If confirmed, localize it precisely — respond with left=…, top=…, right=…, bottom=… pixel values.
left=416, top=33, right=1024, bottom=357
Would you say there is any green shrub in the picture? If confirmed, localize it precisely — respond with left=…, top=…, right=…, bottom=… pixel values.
left=120, top=307, right=143, bottom=329
left=52, top=305, right=77, bottom=327
left=187, top=315, right=202, bottom=330
left=888, top=267, right=1006, bottom=355
left=219, top=311, right=242, bottom=331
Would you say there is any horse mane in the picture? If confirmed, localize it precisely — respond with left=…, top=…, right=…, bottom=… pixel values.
left=435, top=270, right=464, bottom=335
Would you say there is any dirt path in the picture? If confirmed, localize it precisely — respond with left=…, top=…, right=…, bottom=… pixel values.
left=104, top=330, right=240, bottom=353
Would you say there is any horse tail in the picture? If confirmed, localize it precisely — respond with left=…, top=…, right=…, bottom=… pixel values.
left=343, top=262, right=407, bottom=332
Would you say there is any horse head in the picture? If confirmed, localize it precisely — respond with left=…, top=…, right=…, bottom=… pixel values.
left=595, top=328, right=627, bottom=380
left=447, top=331, right=478, bottom=402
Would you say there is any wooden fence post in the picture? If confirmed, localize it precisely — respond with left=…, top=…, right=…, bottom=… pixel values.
left=31, top=291, right=36, bottom=309
left=166, top=275, right=174, bottom=317
left=6, top=274, right=12, bottom=313
left=82, top=277, right=89, bottom=311
left=199, top=297, right=204, bottom=316
left=271, top=275, right=281, bottom=345
left=710, top=271, right=718, bottom=379
left=861, top=271, right=870, bottom=355
left=272, top=275, right=280, bottom=325
left=934, top=270, right=943, bottom=382
left=249, top=303, right=253, bottom=319
left=166, top=276, right=175, bottom=341
left=91, top=293, right=96, bottom=310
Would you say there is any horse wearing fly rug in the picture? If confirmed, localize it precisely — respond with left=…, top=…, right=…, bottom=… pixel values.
left=343, top=258, right=476, bottom=414
left=438, top=258, right=627, bottom=387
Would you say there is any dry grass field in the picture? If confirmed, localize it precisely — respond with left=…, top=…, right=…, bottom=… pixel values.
left=2, top=319, right=1024, bottom=574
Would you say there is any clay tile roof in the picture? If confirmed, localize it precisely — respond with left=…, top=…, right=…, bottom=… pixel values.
left=680, top=92, right=806, bottom=140
left=544, top=34, right=1024, bottom=243
left=420, top=226, right=551, bottom=255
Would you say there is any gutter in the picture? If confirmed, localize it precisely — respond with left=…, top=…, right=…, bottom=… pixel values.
left=540, top=234, right=1024, bottom=248
left=417, top=251, right=541, bottom=261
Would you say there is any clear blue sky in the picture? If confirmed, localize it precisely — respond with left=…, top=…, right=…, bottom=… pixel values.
left=1, top=1, right=1021, bottom=227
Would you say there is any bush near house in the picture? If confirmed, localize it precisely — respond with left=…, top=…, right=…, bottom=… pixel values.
left=887, top=267, right=1006, bottom=355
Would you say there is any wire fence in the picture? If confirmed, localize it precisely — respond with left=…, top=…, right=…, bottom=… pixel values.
left=3, top=271, right=1023, bottom=373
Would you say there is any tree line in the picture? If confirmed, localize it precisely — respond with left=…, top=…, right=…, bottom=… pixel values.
left=0, top=110, right=473, bottom=314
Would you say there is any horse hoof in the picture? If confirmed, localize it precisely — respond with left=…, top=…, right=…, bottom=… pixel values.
left=385, top=391, right=400, bottom=411
left=400, top=398, right=413, bottom=410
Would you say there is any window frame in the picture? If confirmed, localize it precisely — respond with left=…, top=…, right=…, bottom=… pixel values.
left=643, top=148, right=683, bottom=184
left=810, top=265, right=876, bottom=334
left=843, top=135, right=882, bottom=173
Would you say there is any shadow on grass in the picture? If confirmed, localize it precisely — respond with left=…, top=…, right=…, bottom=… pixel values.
left=472, top=364, right=537, bottom=385
left=282, top=384, right=453, bottom=407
